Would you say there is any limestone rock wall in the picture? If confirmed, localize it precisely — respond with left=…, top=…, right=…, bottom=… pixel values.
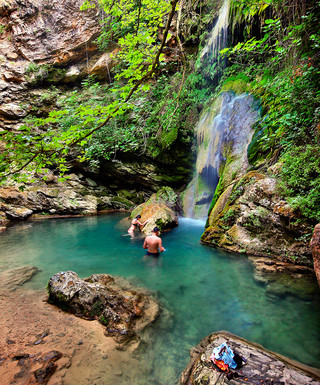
left=0, top=171, right=145, bottom=232
left=1, top=0, right=100, bottom=64
left=310, top=224, right=320, bottom=286
left=0, top=0, right=117, bottom=130
left=0, top=0, right=192, bottom=229
left=201, top=168, right=314, bottom=268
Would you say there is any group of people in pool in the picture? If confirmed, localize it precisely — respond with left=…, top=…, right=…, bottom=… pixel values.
left=128, top=215, right=165, bottom=257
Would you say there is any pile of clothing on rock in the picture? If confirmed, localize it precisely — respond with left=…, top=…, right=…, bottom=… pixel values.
left=210, top=342, right=246, bottom=379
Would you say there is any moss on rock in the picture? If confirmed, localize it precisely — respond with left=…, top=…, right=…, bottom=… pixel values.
left=130, top=187, right=179, bottom=234
left=202, top=170, right=314, bottom=266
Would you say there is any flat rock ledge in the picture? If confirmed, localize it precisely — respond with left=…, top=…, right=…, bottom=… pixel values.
left=47, top=271, right=159, bottom=345
left=179, top=331, right=320, bottom=385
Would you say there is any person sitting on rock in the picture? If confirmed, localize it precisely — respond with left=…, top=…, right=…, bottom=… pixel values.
left=128, top=215, right=148, bottom=234
left=143, top=226, right=165, bottom=257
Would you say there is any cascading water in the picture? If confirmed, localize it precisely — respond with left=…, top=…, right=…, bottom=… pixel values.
left=200, top=0, right=230, bottom=61
left=182, top=0, right=260, bottom=219
left=183, top=92, right=260, bottom=218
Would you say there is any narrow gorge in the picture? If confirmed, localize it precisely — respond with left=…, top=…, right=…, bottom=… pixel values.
left=0, top=0, right=319, bottom=384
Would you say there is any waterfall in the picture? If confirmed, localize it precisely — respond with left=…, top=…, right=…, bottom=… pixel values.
left=200, top=0, right=230, bottom=61
left=182, top=92, right=260, bottom=219
left=182, top=0, right=259, bottom=219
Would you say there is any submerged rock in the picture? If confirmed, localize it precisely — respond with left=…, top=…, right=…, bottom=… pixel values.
left=7, top=349, right=62, bottom=385
left=47, top=271, right=159, bottom=344
left=0, top=266, right=39, bottom=291
left=249, top=256, right=319, bottom=299
left=179, top=331, right=320, bottom=385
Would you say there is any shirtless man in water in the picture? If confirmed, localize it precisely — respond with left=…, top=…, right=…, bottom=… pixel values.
left=143, top=227, right=165, bottom=257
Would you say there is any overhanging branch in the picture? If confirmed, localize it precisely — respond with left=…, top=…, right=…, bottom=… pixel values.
left=2, top=0, right=179, bottom=179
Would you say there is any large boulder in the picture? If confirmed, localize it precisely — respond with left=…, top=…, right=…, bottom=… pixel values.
left=201, top=170, right=314, bottom=267
left=310, top=224, right=320, bottom=287
left=130, top=186, right=179, bottom=234
left=47, top=271, right=159, bottom=344
left=179, top=331, right=320, bottom=385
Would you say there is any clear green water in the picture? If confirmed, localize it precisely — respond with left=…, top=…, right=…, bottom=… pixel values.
left=1, top=213, right=319, bottom=384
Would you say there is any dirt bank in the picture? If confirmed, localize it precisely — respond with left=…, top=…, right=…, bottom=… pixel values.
left=0, top=285, right=150, bottom=384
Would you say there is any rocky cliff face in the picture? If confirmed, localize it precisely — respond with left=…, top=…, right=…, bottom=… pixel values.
left=1, top=0, right=100, bottom=64
left=0, top=0, right=104, bottom=129
left=201, top=166, right=315, bottom=268
left=0, top=170, right=151, bottom=231
left=310, top=224, right=320, bottom=286
left=0, top=0, right=193, bottom=229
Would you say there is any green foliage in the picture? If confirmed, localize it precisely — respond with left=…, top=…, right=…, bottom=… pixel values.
left=0, top=0, right=179, bottom=182
left=155, top=186, right=178, bottom=206
left=247, top=125, right=265, bottom=164
left=81, top=0, right=170, bottom=96
left=25, top=62, right=41, bottom=74
left=255, top=64, right=319, bottom=153
left=90, top=300, right=105, bottom=317
left=84, top=66, right=210, bottom=164
left=207, top=176, right=224, bottom=216
left=230, top=0, right=273, bottom=31
left=279, top=145, right=320, bottom=222
left=218, top=0, right=320, bottom=222
left=12, top=64, right=202, bottom=174
left=222, top=206, right=239, bottom=226
left=242, top=212, right=262, bottom=229
left=220, top=73, right=251, bottom=94
left=25, top=63, right=51, bottom=84
left=144, top=71, right=207, bottom=157
left=0, top=24, right=6, bottom=34
left=229, top=179, right=245, bottom=203
left=99, top=314, right=109, bottom=326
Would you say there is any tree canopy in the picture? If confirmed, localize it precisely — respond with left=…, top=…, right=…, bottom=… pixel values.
left=0, top=0, right=179, bottom=183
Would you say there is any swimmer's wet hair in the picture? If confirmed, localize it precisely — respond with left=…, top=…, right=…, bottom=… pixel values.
left=153, top=226, right=160, bottom=233
left=136, top=215, right=141, bottom=219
